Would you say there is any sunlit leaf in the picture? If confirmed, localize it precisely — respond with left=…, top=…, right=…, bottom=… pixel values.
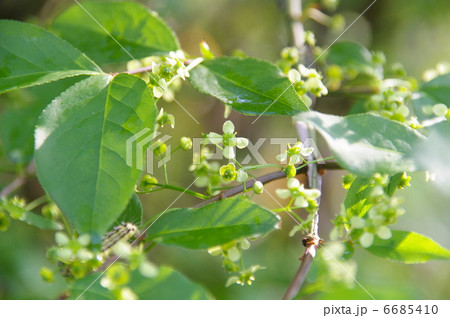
left=189, top=57, right=309, bottom=116
left=35, top=74, right=157, bottom=238
left=146, top=197, right=280, bottom=249
left=366, top=231, right=450, bottom=263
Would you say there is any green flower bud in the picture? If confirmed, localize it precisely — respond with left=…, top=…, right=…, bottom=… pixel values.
left=304, top=31, right=316, bottom=46
left=222, top=259, right=240, bottom=273
left=200, top=40, right=215, bottom=60
left=253, top=181, right=264, bottom=194
left=140, top=174, right=158, bottom=191
left=281, top=47, right=299, bottom=64
left=342, top=174, right=355, bottom=189
left=40, top=267, right=54, bottom=283
left=153, top=140, right=167, bottom=156
left=179, top=137, right=193, bottom=150
left=284, top=164, right=297, bottom=178
left=397, top=172, right=411, bottom=189
left=371, top=51, right=386, bottom=65
left=330, top=14, right=345, bottom=32
left=41, top=203, right=60, bottom=220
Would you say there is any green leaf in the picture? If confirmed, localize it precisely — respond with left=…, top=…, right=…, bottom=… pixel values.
left=420, top=73, right=450, bottom=105
left=0, top=103, right=43, bottom=164
left=412, top=74, right=450, bottom=120
left=114, top=194, right=143, bottom=227
left=385, top=172, right=405, bottom=197
left=0, top=77, right=86, bottom=164
left=344, top=177, right=373, bottom=218
left=410, top=121, right=450, bottom=195
left=296, top=111, right=425, bottom=176
left=146, top=197, right=280, bottom=249
left=0, top=20, right=101, bottom=95
left=326, top=42, right=374, bottom=73
left=51, top=0, right=179, bottom=65
left=35, top=74, right=157, bottom=237
left=0, top=199, right=62, bottom=230
left=366, top=230, right=450, bottom=263
left=189, top=57, right=309, bottom=116
left=70, top=267, right=212, bottom=300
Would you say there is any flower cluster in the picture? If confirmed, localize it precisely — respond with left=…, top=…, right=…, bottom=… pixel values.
left=364, top=84, right=412, bottom=123
left=331, top=172, right=411, bottom=248
left=127, top=50, right=190, bottom=102
left=276, top=178, right=321, bottom=212
left=208, top=239, right=263, bottom=287
left=189, top=147, right=222, bottom=195
left=46, top=232, right=102, bottom=279
left=100, top=241, right=159, bottom=300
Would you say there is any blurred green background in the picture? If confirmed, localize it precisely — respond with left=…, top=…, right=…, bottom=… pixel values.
left=0, top=0, right=449, bottom=299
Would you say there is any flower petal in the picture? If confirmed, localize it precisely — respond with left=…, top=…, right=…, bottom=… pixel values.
left=206, top=132, right=223, bottom=145
left=223, top=120, right=235, bottom=134
left=223, top=146, right=235, bottom=159
left=294, top=196, right=308, bottom=208
left=287, top=178, right=300, bottom=189
left=275, top=189, right=291, bottom=199
left=276, top=153, right=288, bottom=162
left=236, top=169, right=248, bottom=182
left=236, top=137, right=249, bottom=149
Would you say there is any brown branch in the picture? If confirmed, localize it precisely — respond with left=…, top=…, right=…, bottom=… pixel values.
left=282, top=0, right=323, bottom=300
left=0, top=162, right=35, bottom=198
left=193, top=162, right=340, bottom=208
left=282, top=246, right=316, bottom=299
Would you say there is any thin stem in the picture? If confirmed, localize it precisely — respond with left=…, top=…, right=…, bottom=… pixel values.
left=25, top=195, right=48, bottom=211
left=59, top=210, right=73, bottom=237
left=241, top=163, right=284, bottom=171
left=171, top=145, right=181, bottom=155
left=137, top=183, right=210, bottom=200
left=163, top=163, right=169, bottom=184
left=193, top=161, right=340, bottom=208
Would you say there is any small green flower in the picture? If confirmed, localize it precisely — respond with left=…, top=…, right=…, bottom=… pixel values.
left=206, top=120, right=248, bottom=159
left=276, top=142, right=314, bottom=164
left=397, top=172, right=411, bottom=189
left=156, top=108, right=175, bottom=128
left=220, top=164, right=238, bottom=182
left=275, top=178, right=321, bottom=209
left=152, top=140, right=167, bottom=156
